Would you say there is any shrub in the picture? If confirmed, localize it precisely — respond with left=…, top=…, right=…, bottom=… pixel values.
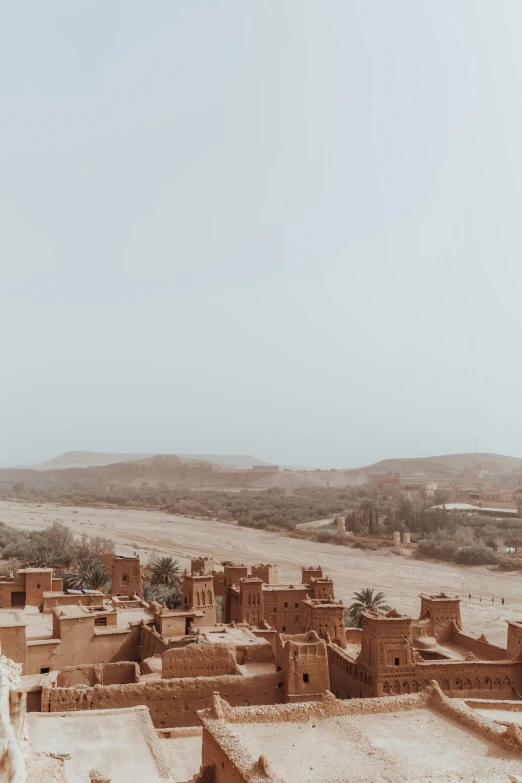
left=454, top=545, right=498, bottom=566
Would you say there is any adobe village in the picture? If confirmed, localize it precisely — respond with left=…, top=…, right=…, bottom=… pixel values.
left=2, top=542, right=522, bottom=781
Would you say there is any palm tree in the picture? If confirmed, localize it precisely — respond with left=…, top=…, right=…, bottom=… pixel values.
left=143, top=580, right=181, bottom=610
left=347, top=588, right=391, bottom=628
left=150, top=556, right=182, bottom=589
left=65, top=557, right=111, bottom=593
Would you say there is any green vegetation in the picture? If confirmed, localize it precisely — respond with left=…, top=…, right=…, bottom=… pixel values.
left=0, top=521, right=114, bottom=570
left=0, top=483, right=355, bottom=530
left=143, top=554, right=182, bottom=608
left=149, top=556, right=182, bottom=589
left=63, top=558, right=112, bottom=593
left=346, top=588, right=391, bottom=628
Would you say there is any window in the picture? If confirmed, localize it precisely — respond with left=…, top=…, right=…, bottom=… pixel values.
left=95, top=617, right=107, bottom=626
left=37, top=583, right=41, bottom=589
left=284, top=602, right=288, bottom=608
left=282, top=626, right=286, bottom=632
left=122, top=574, right=129, bottom=584
left=394, top=657, right=400, bottom=666
left=40, top=667, right=50, bottom=674
left=294, top=603, right=298, bottom=608
left=303, top=673, right=309, bottom=683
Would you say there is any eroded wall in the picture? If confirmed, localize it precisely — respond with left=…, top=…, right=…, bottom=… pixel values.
left=42, top=669, right=280, bottom=727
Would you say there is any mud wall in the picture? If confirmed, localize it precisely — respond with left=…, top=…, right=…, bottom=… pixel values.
left=162, top=644, right=237, bottom=679
left=452, top=631, right=507, bottom=661
left=56, top=661, right=139, bottom=687
left=27, top=624, right=141, bottom=675
left=42, top=670, right=280, bottom=728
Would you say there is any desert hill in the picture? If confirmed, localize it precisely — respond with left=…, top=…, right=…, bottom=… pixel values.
left=359, top=452, right=522, bottom=476
left=35, top=450, right=267, bottom=471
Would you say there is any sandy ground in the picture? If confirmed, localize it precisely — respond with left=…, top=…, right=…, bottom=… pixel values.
left=1, top=500, right=521, bottom=646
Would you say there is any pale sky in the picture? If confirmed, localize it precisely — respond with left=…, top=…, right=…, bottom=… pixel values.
left=1, top=1, right=522, bottom=469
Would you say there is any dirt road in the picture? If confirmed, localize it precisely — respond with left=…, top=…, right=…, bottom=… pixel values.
left=0, top=499, right=519, bottom=645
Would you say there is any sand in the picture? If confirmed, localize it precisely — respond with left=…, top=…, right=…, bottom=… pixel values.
left=1, top=499, right=521, bottom=646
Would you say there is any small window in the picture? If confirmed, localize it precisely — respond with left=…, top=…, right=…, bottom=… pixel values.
left=95, top=617, right=107, bottom=627
left=122, top=574, right=129, bottom=584
left=284, top=602, right=288, bottom=608
left=394, top=657, right=400, bottom=666
left=40, top=667, right=50, bottom=674
left=295, top=603, right=298, bottom=608
left=303, top=673, right=309, bottom=683
left=282, top=626, right=286, bottom=632
left=37, top=583, right=41, bottom=589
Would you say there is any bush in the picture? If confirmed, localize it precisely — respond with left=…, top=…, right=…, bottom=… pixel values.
left=454, top=545, right=499, bottom=566
left=495, top=556, right=522, bottom=571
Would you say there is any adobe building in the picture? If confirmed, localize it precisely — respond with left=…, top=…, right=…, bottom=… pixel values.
left=195, top=684, right=522, bottom=783
left=277, top=630, right=330, bottom=703
left=110, top=553, right=143, bottom=598
left=250, top=563, right=278, bottom=583
left=182, top=570, right=216, bottom=625
left=0, top=568, right=62, bottom=609
left=302, top=598, right=347, bottom=649
left=191, top=556, right=214, bottom=574
left=222, top=561, right=339, bottom=637
left=328, top=593, right=522, bottom=701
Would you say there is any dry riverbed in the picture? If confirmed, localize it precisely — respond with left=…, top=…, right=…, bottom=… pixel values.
left=0, top=499, right=520, bottom=645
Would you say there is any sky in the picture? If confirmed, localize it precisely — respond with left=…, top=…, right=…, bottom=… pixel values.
left=1, top=1, right=522, bottom=469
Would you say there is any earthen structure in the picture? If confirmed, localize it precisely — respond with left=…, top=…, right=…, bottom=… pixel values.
left=194, top=684, right=522, bottom=782
left=328, top=592, right=522, bottom=701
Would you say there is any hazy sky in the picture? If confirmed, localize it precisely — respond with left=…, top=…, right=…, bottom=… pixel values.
left=1, top=1, right=522, bottom=469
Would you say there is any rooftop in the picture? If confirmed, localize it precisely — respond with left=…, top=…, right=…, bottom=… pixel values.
left=195, top=625, right=269, bottom=646
left=431, top=502, right=518, bottom=515
left=0, top=610, right=26, bottom=628
left=199, top=685, right=522, bottom=783
left=27, top=706, right=170, bottom=783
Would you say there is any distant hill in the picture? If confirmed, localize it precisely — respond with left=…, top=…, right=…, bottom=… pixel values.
left=360, top=452, right=522, bottom=476
left=34, top=450, right=268, bottom=471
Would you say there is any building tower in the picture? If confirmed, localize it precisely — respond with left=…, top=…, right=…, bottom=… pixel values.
left=182, top=571, right=216, bottom=625
left=302, top=566, right=323, bottom=584
left=419, top=593, right=462, bottom=643
left=239, top=578, right=264, bottom=626
left=358, top=610, right=416, bottom=697
left=111, top=554, right=142, bottom=598
left=302, top=599, right=347, bottom=648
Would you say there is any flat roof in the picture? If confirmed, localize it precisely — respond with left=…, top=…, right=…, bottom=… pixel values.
left=199, top=687, right=522, bottom=783
left=195, top=625, right=269, bottom=646
left=431, top=502, right=517, bottom=514
left=0, top=610, right=26, bottom=627
left=27, top=706, right=170, bottom=783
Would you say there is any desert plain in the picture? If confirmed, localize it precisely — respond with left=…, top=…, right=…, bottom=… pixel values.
left=0, top=499, right=520, bottom=646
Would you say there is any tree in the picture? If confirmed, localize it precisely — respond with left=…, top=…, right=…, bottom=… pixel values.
left=347, top=588, right=391, bottom=628
left=150, top=556, right=182, bottom=589
left=65, top=557, right=111, bottom=593
left=142, top=580, right=181, bottom=609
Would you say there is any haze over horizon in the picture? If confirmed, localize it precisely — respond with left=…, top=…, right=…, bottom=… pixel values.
left=2, top=2, right=522, bottom=469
